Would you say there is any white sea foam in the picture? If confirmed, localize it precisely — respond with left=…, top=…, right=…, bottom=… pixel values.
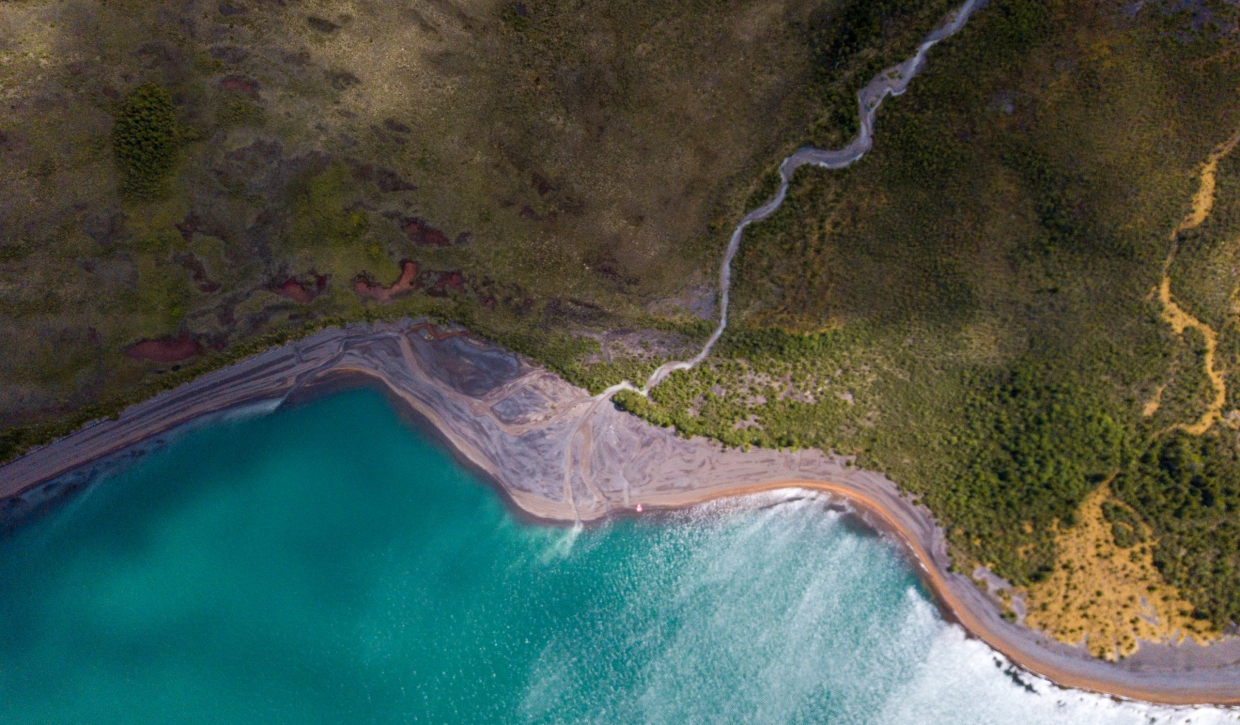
left=882, top=595, right=1238, bottom=724
left=518, top=495, right=1239, bottom=724
left=216, top=397, right=285, bottom=423
left=539, top=522, right=585, bottom=563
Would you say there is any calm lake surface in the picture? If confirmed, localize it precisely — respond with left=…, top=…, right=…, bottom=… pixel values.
left=0, top=388, right=1233, bottom=724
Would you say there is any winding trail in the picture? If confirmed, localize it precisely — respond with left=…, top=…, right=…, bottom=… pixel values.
left=564, top=0, right=987, bottom=520
left=1155, top=127, right=1240, bottom=436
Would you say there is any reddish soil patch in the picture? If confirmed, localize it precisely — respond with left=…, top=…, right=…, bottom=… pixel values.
left=355, top=261, right=420, bottom=303
left=354, top=264, right=472, bottom=303
left=402, top=218, right=450, bottom=246
left=426, top=270, right=465, bottom=297
left=273, top=273, right=327, bottom=304
left=278, top=279, right=314, bottom=304
left=390, top=262, right=420, bottom=295
left=125, top=334, right=202, bottom=363
left=220, top=75, right=261, bottom=98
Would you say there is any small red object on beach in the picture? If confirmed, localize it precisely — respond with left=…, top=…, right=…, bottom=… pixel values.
left=636, top=503, right=643, bottom=512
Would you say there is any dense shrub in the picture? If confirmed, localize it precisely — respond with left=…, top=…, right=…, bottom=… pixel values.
left=1115, top=433, right=1240, bottom=627
left=1101, top=501, right=1147, bottom=548
left=112, top=85, right=178, bottom=196
left=930, top=364, right=1125, bottom=583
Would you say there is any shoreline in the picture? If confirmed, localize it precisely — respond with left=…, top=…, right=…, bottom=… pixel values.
left=1, top=319, right=1238, bottom=706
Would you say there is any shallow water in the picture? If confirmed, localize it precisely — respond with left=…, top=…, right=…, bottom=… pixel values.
left=0, top=389, right=1233, bottom=724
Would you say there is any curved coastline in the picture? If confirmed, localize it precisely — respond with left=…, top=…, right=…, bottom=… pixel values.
left=2, top=0, right=1238, bottom=708
left=1, top=320, right=1238, bottom=706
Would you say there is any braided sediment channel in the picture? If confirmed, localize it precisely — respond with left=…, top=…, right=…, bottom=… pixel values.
left=564, top=0, right=989, bottom=519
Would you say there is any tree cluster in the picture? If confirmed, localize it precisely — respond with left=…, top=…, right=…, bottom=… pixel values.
left=112, top=85, right=178, bottom=197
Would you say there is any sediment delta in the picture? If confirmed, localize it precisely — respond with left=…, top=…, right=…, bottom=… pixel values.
left=1, top=318, right=1238, bottom=706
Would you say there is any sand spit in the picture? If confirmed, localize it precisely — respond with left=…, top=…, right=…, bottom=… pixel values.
left=0, top=319, right=1237, bottom=705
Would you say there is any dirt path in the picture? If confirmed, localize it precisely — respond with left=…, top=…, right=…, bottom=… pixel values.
left=1156, top=128, right=1240, bottom=435
left=1157, top=277, right=1226, bottom=434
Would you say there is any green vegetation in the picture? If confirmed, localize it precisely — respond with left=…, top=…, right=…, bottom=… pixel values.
left=216, top=98, right=265, bottom=128
left=803, top=0, right=957, bottom=147
left=566, top=0, right=1240, bottom=629
left=934, top=365, right=1125, bottom=582
left=1115, top=432, right=1240, bottom=627
left=0, top=304, right=462, bottom=463
left=112, top=85, right=178, bottom=197
left=287, top=164, right=371, bottom=251
left=1100, top=499, right=1146, bottom=549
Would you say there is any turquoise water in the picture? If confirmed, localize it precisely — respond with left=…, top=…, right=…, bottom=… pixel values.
left=0, top=389, right=1233, bottom=724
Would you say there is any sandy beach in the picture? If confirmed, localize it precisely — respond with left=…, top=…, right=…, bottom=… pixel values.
left=1, top=318, right=1237, bottom=705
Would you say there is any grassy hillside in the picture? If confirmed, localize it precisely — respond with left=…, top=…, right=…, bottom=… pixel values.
left=0, top=0, right=952, bottom=448
left=0, top=0, right=822, bottom=433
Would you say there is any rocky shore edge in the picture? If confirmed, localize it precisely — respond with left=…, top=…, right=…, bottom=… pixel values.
left=0, top=318, right=1237, bottom=705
